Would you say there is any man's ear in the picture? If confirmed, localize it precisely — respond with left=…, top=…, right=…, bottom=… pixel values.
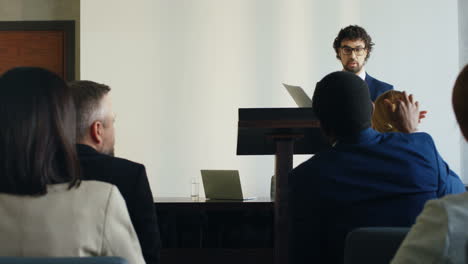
left=89, top=121, right=104, bottom=145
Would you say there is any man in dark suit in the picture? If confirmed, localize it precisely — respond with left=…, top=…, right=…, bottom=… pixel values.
left=69, top=80, right=161, bottom=264
left=288, top=72, right=465, bottom=264
left=333, top=25, right=393, bottom=101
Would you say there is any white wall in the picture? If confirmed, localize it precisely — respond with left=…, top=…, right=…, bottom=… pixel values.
left=459, top=0, right=468, bottom=182
left=81, top=0, right=462, bottom=197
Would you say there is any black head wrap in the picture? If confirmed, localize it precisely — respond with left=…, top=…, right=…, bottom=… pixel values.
left=312, top=71, right=372, bottom=139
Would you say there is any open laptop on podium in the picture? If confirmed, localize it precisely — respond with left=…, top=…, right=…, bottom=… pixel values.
left=201, top=170, right=255, bottom=200
left=283, top=83, right=312, bottom=107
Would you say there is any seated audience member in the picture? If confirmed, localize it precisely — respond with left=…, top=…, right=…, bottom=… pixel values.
left=372, top=90, right=427, bottom=133
left=68, top=80, right=160, bottom=264
left=0, top=67, right=144, bottom=263
left=391, top=65, right=468, bottom=264
left=288, top=71, right=465, bottom=264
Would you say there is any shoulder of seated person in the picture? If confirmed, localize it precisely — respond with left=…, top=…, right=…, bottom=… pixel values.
left=91, top=153, right=146, bottom=172
left=437, top=192, right=468, bottom=207
left=383, top=131, right=433, bottom=142
left=105, top=154, right=144, bottom=167
left=47, top=181, right=118, bottom=200
left=47, top=180, right=113, bottom=191
left=79, top=180, right=117, bottom=191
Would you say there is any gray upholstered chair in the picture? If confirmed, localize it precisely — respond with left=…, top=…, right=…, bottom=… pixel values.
left=466, top=238, right=468, bottom=264
left=0, top=257, right=128, bottom=264
left=343, top=227, right=410, bottom=264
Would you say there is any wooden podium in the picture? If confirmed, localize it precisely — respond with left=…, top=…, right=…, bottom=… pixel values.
left=237, top=108, right=328, bottom=264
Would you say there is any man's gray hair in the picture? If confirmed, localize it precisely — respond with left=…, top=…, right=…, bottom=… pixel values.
left=68, top=80, right=111, bottom=141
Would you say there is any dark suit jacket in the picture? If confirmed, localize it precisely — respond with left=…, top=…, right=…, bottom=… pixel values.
left=288, top=128, right=465, bottom=264
left=365, top=73, right=393, bottom=101
left=77, top=144, right=160, bottom=264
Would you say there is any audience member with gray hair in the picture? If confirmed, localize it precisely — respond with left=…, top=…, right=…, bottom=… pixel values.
left=69, top=80, right=161, bottom=264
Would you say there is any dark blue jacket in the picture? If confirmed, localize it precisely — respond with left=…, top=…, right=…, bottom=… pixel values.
left=366, top=73, right=393, bottom=101
left=288, top=128, right=465, bottom=264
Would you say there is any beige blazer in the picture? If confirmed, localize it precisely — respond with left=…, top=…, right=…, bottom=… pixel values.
left=391, top=192, right=468, bottom=264
left=0, top=180, right=145, bottom=264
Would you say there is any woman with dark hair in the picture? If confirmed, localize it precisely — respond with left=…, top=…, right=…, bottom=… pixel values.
left=0, top=67, right=144, bottom=264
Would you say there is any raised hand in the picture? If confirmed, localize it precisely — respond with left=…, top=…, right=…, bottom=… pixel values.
left=383, top=91, right=420, bottom=133
left=419, top=110, right=428, bottom=123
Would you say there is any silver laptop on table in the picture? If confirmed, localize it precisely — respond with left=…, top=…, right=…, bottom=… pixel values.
left=283, top=83, right=312, bottom=107
left=200, top=170, right=254, bottom=200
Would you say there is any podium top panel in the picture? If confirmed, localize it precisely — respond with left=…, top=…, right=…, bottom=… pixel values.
left=238, top=108, right=320, bottom=129
left=238, top=107, right=316, bottom=121
left=237, top=108, right=329, bottom=155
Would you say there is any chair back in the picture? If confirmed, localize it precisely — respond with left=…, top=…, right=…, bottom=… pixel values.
left=343, top=227, right=409, bottom=264
left=0, top=257, right=128, bottom=264
left=466, top=238, right=468, bottom=264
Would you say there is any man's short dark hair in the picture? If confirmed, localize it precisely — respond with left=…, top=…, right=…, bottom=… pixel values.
left=0, top=67, right=80, bottom=195
left=68, top=80, right=111, bottom=141
left=313, top=71, right=373, bottom=139
left=333, top=25, right=374, bottom=61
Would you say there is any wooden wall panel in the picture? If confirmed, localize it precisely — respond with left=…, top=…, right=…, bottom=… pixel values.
left=0, top=21, right=74, bottom=81
left=0, top=31, right=65, bottom=78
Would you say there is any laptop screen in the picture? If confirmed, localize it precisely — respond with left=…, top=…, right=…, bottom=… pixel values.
left=200, top=170, right=244, bottom=200
left=283, top=83, right=312, bottom=107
